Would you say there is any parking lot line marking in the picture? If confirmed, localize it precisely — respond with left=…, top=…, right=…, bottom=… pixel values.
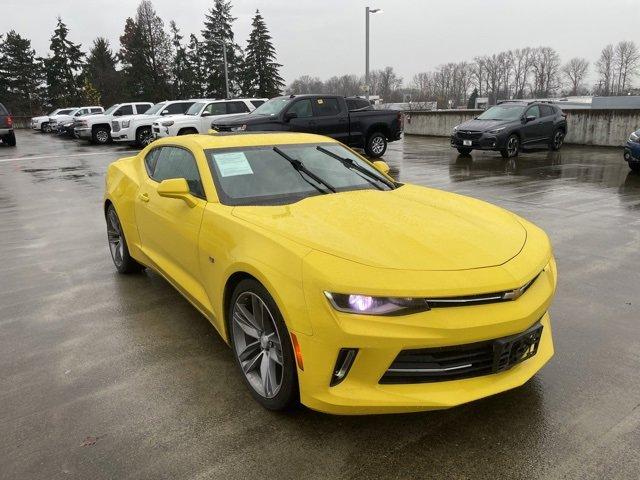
left=0, top=151, right=139, bottom=165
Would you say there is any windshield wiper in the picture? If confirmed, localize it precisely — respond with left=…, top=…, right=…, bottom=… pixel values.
left=315, top=146, right=395, bottom=190
left=272, top=147, right=336, bottom=194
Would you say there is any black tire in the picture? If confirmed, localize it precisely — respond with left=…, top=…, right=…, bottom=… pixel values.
left=457, top=147, right=472, bottom=155
left=105, top=204, right=144, bottom=274
left=4, top=131, right=16, bottom=147
left=501, top=134, right=520, bottom=159
left=365, top=131, right=387, bottom=158
left=136, top=127, right=153, bottom=147
left=42, top=122, right=51, bottom=133
left=549, top=129, right=565, bottom=151
left=92, top=126, right=111, bottom=145
left=178, top=128, right=198, bottom=136
left=228, top=278, right=299, bottom=411
left=630, top=163, right=640, bottom=172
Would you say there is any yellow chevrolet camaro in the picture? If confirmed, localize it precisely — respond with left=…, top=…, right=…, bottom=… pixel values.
left=104, top=132, right=556, bottom=414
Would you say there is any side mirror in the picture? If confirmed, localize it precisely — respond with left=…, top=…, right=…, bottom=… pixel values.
left=284, top=111, right=298, bottom=122
left=201, top=111, right=211, bottom=117
left=525, top=115, right=536, bottom=123
left=157, top=178, right=197, bottom=207
left=161, top=109, right=170, bottom=116
left=372, top=160, right=390, bottom=175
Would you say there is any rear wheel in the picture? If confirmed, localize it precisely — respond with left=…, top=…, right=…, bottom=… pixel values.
left=136, top=127, right=153, bottom=147
left=501, top=134, right=520, bottom=158
left=92, top=126, right=110, bottom=145
left=456, top=147, right=472, bottom=155
left=549, top=129, right=565, bottom=151
left=229, top=279, right=298, bottom=411
left=106, top=204, right=143, bottom=274
left=4, top=131, right=16, bottom=147
left=365, top=131, right=387, bottom=158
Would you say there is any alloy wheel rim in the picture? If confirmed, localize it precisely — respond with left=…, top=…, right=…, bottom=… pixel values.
left=508, top=137, right=519, bottom=156
left=554, top=132, right=564, bottom=149
left=106, top=209, right=124, bottom=267
left=371, top=136, right=385, bottom=155
left=232, top=292, right=284, bottom=399
left=97, top=131, right=109, bottom=143
left=140, top=131, right=153, bottom=146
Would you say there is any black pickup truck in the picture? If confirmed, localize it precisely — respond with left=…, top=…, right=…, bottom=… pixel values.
left=211, top=94, right=403, bottom=158
left=0, top=102, right=16, bottom=147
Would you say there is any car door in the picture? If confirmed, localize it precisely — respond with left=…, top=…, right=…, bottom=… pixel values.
left=538, top=105, right=555, bottom=142
left=310, top=97, right=349, bottom=142
left=520, top=105, right=545, bottom=145
left=200, top=102, right=227, bottom=132
left=284, top=99, right=315, bottom=133
left=134, top=145, right=209, bottom=308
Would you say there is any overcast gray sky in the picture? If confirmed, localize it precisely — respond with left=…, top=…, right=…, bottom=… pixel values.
left=3, top=0, right=639, bottom=86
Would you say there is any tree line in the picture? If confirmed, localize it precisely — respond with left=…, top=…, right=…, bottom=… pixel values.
left=0, top=0, right=284, bottom=116
left=288, top=42, right=640, bottom=109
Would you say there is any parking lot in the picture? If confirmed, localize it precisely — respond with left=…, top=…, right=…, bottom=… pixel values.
left=1, top=130, right=639, bottom=479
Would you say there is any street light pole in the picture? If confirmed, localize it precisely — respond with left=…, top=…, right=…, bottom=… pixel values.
left=222, top=42, right=229, bottom=99
left=365, top=7, right=382, bottom=101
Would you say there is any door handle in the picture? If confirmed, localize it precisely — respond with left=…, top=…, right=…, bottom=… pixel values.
left=138, top=193, right=149, bottom=202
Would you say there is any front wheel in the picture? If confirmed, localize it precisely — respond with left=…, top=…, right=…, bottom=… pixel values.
left=365, top=132, right=387, bottom=158
left=42, top=122, right=51, bottom=133
left=92, top=126, right=110, bottom=145
left=549, top=129, right=565, bottom=151
left=106, top=205, right=143, bottom=274
left=136, top=127, right=153, bottom=147
left=501, top=134, right=520, bottom=158
left=229, top=279, right=298, bottom=411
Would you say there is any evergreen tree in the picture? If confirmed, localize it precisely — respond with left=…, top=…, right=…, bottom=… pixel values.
left=170, top=21, right=196, bottom=98
left=82, top=78, right=101, bottom=105
left=85, top=37, right=120, bottom=107
left=119, top=1, right=172, bottom=101
left=242, top=10, right=284, bottom=97
left=186, top=34, right=208, bottom=98
left=201, top=0, right=243, bottom=98
left=44, top=17, right=85, bottom=106
left=0, top=30, right=45, bottom=115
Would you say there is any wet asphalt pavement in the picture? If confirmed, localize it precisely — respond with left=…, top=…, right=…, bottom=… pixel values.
left=1, top=130, right=639, bottom=480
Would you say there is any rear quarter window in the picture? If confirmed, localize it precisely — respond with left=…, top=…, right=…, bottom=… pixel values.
left=0, top=103, right=8, bottom=115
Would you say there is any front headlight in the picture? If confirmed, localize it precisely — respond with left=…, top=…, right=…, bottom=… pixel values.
left=121, top=120, right=130, bottom=128
left=324, top=292, right=430, bottom=316
left=488, top=127, right=506, bottom=134
left=452, top=125, right=459, bottom=134
left=629, top=131, right=639, bottom=143
left=161, top=120, right=174, bottom=127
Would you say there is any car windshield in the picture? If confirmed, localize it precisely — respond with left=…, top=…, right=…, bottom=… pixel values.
left=251, top=97, right=289, bottom=116
left=477, top=104, right=526, bottom=121
left=103, top=104, right=119, bottom=115
left=48, top=109, right=61, bottom=116
left=206, top=143, right=393, bottom=206
left=144, top=102, right=167, bottom=115
left=185, top=102, right=206, bottom=115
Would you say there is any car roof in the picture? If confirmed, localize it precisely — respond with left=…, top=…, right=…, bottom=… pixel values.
left=153, top=132, right=339, bottom=150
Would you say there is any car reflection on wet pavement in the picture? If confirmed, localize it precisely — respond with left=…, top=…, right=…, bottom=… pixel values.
left=1, top=130, right=639, bottom=480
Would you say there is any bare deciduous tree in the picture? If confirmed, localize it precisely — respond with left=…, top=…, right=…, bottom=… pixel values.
left=530, top=46, right=561, bottom=97
left=614, top=40, right=640, bottom=94
left=596, top=44, right=615, bottom=95
left=562, top=57, right=590, bottom=96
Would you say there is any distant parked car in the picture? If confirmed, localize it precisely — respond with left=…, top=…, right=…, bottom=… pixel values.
left=31, top=108, right=77, bottom=133
left=0, top=102, right=16, bottom=147
left=111, top=100, right=197, bottom=147
left=624, top=129, right=640, bottom=172
left=50, top=106, right=104, bottom=134
left=75, top=102, right=153, bottom=144
left=211, top=94, right=404, bottom=158
left=152, top=98, right=267, bottom=139
left=451, top=101, right=568, bottom=158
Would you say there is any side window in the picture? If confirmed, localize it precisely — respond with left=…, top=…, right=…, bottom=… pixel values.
left=287, top=99, right=313, bottom=118
left=91, top=108, right=102, bottom=113
left=526, top=105, right=540, bottom=119
left=150, top=147, right=205, bottom=199
left=226, top=101, right=250, bottom=114
left=539, top=105, right=554, bottom=117
left=135, top=104, right=151, bottom=114
left=313, top=98, right=341, bottom=116
left=117, top=105, right=134, bottom=116
left=250, top=100, right=265, bottom=108
left=204, top=102, right=227, bottom=115
left=165, top=102, right=194, bottom=115
left=144, top=148, right=161, bottom=177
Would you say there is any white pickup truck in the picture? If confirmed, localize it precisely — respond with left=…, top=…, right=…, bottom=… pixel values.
left=75, top=102, right=153, bottom=144
left=152, top=98, right=267, bottom=139
left=111, top=100, right=197, bottom=147
left=31, top=108, right=77, bottom=132
left=49, top=106, right=104, bottom=134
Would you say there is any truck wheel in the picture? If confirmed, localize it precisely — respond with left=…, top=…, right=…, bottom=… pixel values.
left=6, top=131, right=16, bottom=147
left=365, top=132, right=387, bottom=158
left=136, top=127, right=153, bottom=147
left=92, top=126, right=110, bottom=145
left=42, top=122, right=51, bottom=133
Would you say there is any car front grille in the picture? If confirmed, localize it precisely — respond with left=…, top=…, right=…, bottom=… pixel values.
left=380, top=322, right=543, bottom=384
left=111, top=121, right=120, bottom=132
left=457, top=130, right=482, bottom=140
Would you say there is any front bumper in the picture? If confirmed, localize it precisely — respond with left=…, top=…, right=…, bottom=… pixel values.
left=451, top=131, right=509, bottom=150
left=112, top=127, right=134, bottom=142
left=75, top=127, right=92, bottom=139
left=624, top=141, right=640, bottom=164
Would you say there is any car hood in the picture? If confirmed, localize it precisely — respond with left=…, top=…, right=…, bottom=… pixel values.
left=457, top=119, right=513, bottom=132
left=32, top=115, right=50, bottom=122
left=213, top=113, right=270, bottom=126
left=232, top=184, right=527, bottom=271
left=83, top=113, right=110, bottom=123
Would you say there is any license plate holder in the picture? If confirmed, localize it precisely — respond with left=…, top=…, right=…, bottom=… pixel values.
left=492, top=323, right=543, bottom=373
left=463, top=139, right=472, bottom=146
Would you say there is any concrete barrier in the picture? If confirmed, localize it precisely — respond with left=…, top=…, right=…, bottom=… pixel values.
left=404, top=109, right=640, bottom=147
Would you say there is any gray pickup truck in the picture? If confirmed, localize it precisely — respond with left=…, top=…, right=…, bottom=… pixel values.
left=211, top=95, right=403, bottom=158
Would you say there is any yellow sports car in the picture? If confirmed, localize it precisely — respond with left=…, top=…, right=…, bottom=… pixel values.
left=104, top=132, right=556, bottom=415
